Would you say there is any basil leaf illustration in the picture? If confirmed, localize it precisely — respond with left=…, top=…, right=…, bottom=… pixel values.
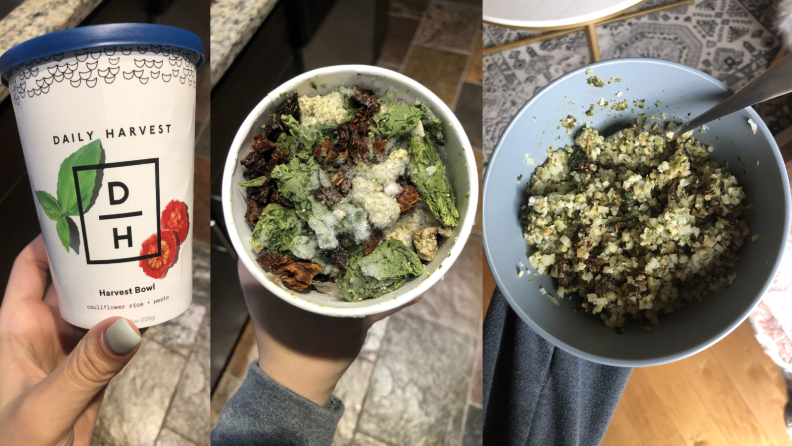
left=238, top=176, right=268, bottom=187
left=56, top=217, right=70, bottom=252
left=35, top=190, right=63, bottom=221
left=57, top=139, right=102, bottom=217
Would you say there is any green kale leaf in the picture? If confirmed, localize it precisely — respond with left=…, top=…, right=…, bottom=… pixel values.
left=238, top=176, right=269, bottom=187
left=622, top=191, right=637, bottom=207
left=568, top=147, right=589, bottom=171
left=338, top=239, right=424, bottom=302
left=408, top=137, right=460, bottom=227
left=280, top=114, right=337, bottom=151
left=271, top=156, right=322, bottom=207
left=372, top=105, right=422, bottom=139
left=418, top=104, right=445, bottom=147
left=276, top=132, right=298, bottom=158
left=250, top=203, right=303, bottom=253
left=378, top=90, right=395, bottom=107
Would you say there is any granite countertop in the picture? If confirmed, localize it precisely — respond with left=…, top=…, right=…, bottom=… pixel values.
left=210, top=0, right=277, bottom=89
left=0, top=0, right=102, bottom=101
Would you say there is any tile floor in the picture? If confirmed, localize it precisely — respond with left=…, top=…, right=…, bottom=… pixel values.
left=210, top=3, right=484, bottom=444
left=91, top=240, right=211, bottom=446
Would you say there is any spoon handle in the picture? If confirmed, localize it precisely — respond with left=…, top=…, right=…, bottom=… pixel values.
left=673, top=54, right=792, bottom=138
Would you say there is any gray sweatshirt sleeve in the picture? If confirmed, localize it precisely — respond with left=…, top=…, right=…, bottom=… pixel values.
left=483, top=288, right=632, bottom=446
left=211, top=360, right=345, bottom=446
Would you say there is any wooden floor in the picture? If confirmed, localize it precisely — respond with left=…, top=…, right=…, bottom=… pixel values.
left=602, top=321, right=791, bottom=446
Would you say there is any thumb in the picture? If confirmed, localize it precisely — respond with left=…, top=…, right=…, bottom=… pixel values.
left=28, top=317, right=141, bottom=428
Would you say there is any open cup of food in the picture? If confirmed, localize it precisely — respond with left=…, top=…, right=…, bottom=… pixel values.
left=222, top=65, right=477, bottom=317
left=0, top=24, right=204, bottom=329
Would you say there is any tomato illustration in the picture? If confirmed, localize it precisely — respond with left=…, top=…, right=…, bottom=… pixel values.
left=161, top=199, right=189, bottom=244
left=139, top=229, right=179, bottom=279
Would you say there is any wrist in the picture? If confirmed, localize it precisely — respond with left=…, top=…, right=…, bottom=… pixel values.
left=255, top=329, right=365, bottom=407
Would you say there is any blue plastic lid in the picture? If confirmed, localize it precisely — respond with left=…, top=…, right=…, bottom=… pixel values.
left=0, top=23, right=204, bottom=86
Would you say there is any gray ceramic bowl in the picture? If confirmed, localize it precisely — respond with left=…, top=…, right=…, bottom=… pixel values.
left=483, top=58, right=791, bottom=366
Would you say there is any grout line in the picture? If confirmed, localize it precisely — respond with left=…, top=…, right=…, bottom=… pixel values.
left=457, top=319, right=483, bottom=445
left=351, top=317, right=392, bottom=443
left=154, top=311, right=209, bottom=443
left=388, top=11, right=423, bottom=21
left=401, top=301, right=479, bottom=340
left=450, top=28, right=480, bottom=111
left=212, top=316, right=252, bottom=396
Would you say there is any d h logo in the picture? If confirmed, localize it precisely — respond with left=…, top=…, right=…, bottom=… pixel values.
left=73, top=159, right=161, bottom=264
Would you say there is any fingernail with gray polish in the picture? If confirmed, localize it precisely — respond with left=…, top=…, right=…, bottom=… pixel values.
left=106, top=319, right=141, bottom=354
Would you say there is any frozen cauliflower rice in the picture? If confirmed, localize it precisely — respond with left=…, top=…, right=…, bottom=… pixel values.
left=521, top=119, right=750, bottom=329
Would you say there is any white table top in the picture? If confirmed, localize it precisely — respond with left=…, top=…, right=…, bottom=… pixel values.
left=483, top=0, right=644, bottom=29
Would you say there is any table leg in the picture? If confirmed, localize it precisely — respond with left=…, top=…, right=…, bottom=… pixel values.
left=585, top=23, right=601, bottom=62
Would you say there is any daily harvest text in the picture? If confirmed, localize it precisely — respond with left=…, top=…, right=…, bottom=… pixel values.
left=53, top=124, right=172, bottom=144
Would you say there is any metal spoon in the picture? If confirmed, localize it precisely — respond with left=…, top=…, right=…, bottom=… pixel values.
left=614, top=55, right=792, bottom=141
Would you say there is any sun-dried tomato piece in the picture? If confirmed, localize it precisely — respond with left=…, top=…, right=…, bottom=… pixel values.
left=161, top=200, right=190, bottom=244
left=335, top=125, right=350, bottom=153
left=252, top=133, right=277, bottom=153
left=628, top=274, right=648, bottom=285
left=244, top=182, right=273, bottom=226
left=267, top=149, right=289, bottom=172
left=270, top=188, right=294, bottom=208
left=594, top=276, right=613, bottom=296
left=705, top=196, right=721, bottom=214
left=240, top=151, right=270, bottom=180
left=139, top=229, right=179, bottom=279
left=372, top=139, right=387, bottom=163
left=557, top=260, right=575, bottom=287
left=395, top=185, right=419, bottom=212
left=349, top=86, right=381, bottom=117
left=580, top=257, right=607, bottom=273
left=332, top=164, right=355, bottom=194
left=574, top=227, right=594, bottom=257
left=668, top=180, right=681, bottom=202
left=574, top=161, right=596, bottom=175
left=262, top=115, right=282, bottom=142
left=574, top=227, right=592, bottom=249
left=275, top=92, right=300, bottom=123
left=256, top=252, right=322, bottom=291
left=330, top=246, right=348, bottom=270
left=363, top=230, right=384, bottom=255
left=314, top=140, right=341, bottom=169
left=348, top=118, right=369, bottom=165
left=620, top=292, right=641, bottom=305
left=313, top=187, right=343, bottom=209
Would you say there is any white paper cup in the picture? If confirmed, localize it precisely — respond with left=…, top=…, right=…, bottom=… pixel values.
left=222, top=65, right=478, bottom=317
left=0, top=24, right=204, bottom=328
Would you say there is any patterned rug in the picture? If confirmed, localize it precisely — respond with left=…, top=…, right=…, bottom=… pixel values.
left=483, top=0, right=790, bottom=162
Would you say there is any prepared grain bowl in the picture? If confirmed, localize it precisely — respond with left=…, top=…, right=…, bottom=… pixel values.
left=238, top=85, right=459, bottom=302
left=521, top=118, right=750, bottom=330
